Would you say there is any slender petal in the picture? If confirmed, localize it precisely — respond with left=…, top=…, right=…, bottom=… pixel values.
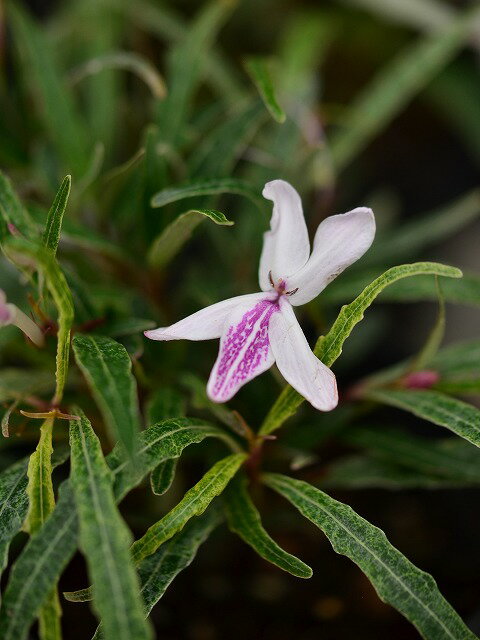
left=0, top=290, right=13, bottom=325
left=207, top=297, right=280, bottom=402
left=286, top=207, right=375, bottom=306
left=269, top=298, right=338, bottom=411
left=145, top=292, right=273, bottom=342
left=258, top=180, right=310, bottom=291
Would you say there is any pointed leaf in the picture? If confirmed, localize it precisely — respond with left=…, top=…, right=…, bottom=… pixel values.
left=43, top=176, right=71, bottom=257
left=224, top=474, right=312, bottom=578
left=264, top=473, right=476, bottom=640
left=244, top=57, right=286, bottom=123
left=150, top=178, right=261, bottom=208
left=150, top=459, right=178, bottom=496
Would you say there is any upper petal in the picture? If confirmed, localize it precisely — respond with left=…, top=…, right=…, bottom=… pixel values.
left=258, top=180, right=310, bottom=291
left=145, top=292, right=272, bottom=342
left=269, top=298, right=338, bottom=411
left=207, top=296, right=279, bottom=402
left=286, top=207, right=375, bottom=306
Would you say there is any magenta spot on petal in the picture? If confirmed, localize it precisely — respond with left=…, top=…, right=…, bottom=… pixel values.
left=211, top=299, right=279, bottom=400
left=403, top=370, right=440, bottom=389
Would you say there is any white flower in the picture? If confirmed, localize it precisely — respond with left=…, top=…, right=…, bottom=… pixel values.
left=0, top=289, right=44, bottom=347
left=145, top=180, right=375, bottom=411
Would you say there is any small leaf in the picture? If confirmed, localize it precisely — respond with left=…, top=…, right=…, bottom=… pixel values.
left=150, top=459, right=178, bottom=496
left=0, top=171, right=37, bottom=241
left=367, top=389, right=480, bottom=449
left=148, top=208, right=233, bottom=269
left=69, top=410, right=152, bottom=640
left=260, top=262, right=462, bottom=435
left=264, top=473, right=476, bottom=640
left=150, top=178, right=261, bottom=208
left=72, top=335, right=141, bottom=455
left=244, top=57, right=286, bottom=123
left=224, top=474, right=312, bottom=578
left=43, top=175, right=71, bottom=256
left=131, top=453, right=246, bottom=564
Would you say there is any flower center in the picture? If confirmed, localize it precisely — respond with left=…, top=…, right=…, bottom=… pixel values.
left=268, top=271, right=298, bottom=298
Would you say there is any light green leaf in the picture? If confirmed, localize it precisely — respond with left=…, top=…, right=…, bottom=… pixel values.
left=150, top=178, right=261, bottom=209
left=330, top=4, right=480, bottom=171
left=260, top=262, right=462, bottom=435
left=43, top=175, right=71, bottom=257
left=72, top=335, right=140, bottom=455
left=0, top=418, right=236, bottom=640
left=148, top=208, right=233, bottom=269
left=150, top=459, right=178, bottom=496
left=69, top=51, right=167, bottom=99
left=0, top=171, right=37, bottom=241
left=224, top=474, right=312, bottom=578
left=25, top=419, right=55, bottom=535
left=367, top=389, right=480, bottom=448
left=6, top=238, right=74, bottom=405
left=264, top=473, right=476, bottom=640
left=0, top=457, right=29, bottom=574
left=7, top=3, right=91, bottom=176
left=69, top=410, right=152, bottom=640
left=131, top=453, right=246, bottom=564
left=244, top=57, right=286, bottom=123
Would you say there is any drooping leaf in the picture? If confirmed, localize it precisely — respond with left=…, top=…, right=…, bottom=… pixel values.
left=0, top=418, right=235, bottom=640
left=264, top=473, right=476, bottom=640
left=131, top=453, right=246, bottom=564
left=244, top=57, right=286, bottom=123
left=224, top=474, right=312, bottom=578
left=150, top=459, right=178, bottom=496
left=69, top=410, right=152, bottom=640
left=43, top=175, right=71, bottom=257
left=72, top=335, right=140, bottom=455
left=367, top=389, right=480, bottom=448
left=148, top=208, right=233, bottom=269
left=260, top=262, right=462, bottom=435
left=150, top=178, right=261, bottom=209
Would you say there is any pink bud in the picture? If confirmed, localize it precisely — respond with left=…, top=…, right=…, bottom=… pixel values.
left=403, top=370, right=440, bottom=389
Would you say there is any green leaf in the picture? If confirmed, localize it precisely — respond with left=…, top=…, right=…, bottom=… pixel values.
left=150, top=459, right=178, bottom=496
left=146, top=387, right=185, bottom=424
left=244, top=57, right=286, bottom=123
left=330, top=4, right=480, bottom=171
left=148, top=208, right=233, bottom=269
left=343, top=426, right=480, bottom=483
left=25, top=419, right=55, bottom=535
left=150, top=178, right=261, bottom=209
left=224, top=474, right=312, bottom=578
left=0, top=369, right=54, bottom=404
left=6, top=238, right=74, bottom=405
left=367, top=389, right=480, bottom=448
left=43, top=175, right=71, bottom=257
left=264, top=473, right=476, bottom=640
left=260, top=262, right=462, bottom=435
left=0, top=418, right=235, bottom=640
left=69, top=410, right=152, bottom=640
left=72, top=335, right=140, bottom=455
left=7, top=3, right=91, bottom=176
left=131, top=452, right=246, bottom=564
left=0, top=457, right=29, bottom=575
left=69, top=51, right=167, bottom=99
left=0, top=171, right=37, bottom=241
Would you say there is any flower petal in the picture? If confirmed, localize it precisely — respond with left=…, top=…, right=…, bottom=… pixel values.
left=287, top=207, right=375, bottom=306
left=0, top=290, right=13, bottom=326
left=269, top=298, right=337, bottom=411
left=207, top=297, right=280, bottom=402
left=258, top=180, right=310, bottom=291
left=145, top=292, right=272, bottom=342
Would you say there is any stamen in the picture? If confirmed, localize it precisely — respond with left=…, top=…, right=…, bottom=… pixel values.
left=268, top=270, right=274, bottom=287
left=286, top=288, right=299, bottom=296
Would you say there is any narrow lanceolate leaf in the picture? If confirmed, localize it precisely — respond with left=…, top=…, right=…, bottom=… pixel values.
left=330, top=4, right=480, bottom=171
left=72, top=335, right=140, bottom=455
left=150, top=459, right=178, bottom=496
left=69, top=411, right=152, bottom=640
left=5, top=238, right=74, bottom=405
left=244, top=57, right=286, bottom=123
left=0, top=457, right=30, bottom=574
left=0, top=170, right=37, bottom=241
left=264, top=473, right=476, bottom=640
left=0, top=418, right=235, bottom=640
left=148, top=208, right=233, bottom=269
left=224, top=475, right=312, bottom=578
left=131, top=453, right=246, bottom=564
left=342, top=426, right=480, bottom=483
left=260, top=262, right=462, bottom=435
left=150, top=178, right=261, bottom=208
left=43, top=175, right=71, bottom=256
left=367, top=389, right=480, bottom=449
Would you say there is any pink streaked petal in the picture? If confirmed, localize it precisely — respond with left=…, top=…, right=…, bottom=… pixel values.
left=207, top=297, right=280, bottom=403
left=145, top=292, right=273, bottom=342
left=288, top=207, right=375, bottom=306
left=269, top=298, right=338, bottom=411
left=258, top=180, right=310, bottom=292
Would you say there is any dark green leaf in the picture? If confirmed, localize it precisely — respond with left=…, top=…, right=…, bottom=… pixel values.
left=150, top=178, right=261, bottom=208
left=244, top=57, right=286, bottom=123
left=43, top=175, right=71, bottom=257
